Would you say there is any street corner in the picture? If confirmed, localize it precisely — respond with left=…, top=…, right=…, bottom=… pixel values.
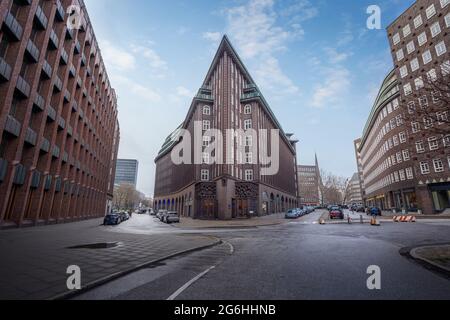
left=406, top=244, right=450, bottom=277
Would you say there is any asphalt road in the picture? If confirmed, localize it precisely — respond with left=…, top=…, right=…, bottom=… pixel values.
left=74, top=211, right=450, bottom=300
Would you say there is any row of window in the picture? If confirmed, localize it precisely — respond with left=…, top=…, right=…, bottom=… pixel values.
left=415, top=135, right=450, bottom=153
left=392, top=1, right=449, bottom=46
left=202, top=119, right=252, bottom=131
left=365, top=147, right=411, bottom=185
left=399, top=47, right=448, bottom=80
left=420, top=157, right=450, bottom=174
left=202, top=105, right=252, bottom=116
left=403, top=62, right=449, bottom=96
left=200, top=169, right=254, bottom=182
left=366, top=167, right=415, bottom=195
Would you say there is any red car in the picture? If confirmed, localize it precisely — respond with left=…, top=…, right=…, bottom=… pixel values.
left=329, top=207, right=344, bottom=220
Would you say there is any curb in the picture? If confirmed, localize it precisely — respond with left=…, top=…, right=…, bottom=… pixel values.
left=400, top=244, right=450, bottom=279
left=49, top=236, right=222, bottom=301
left=174, top=222, right=283, bottom=230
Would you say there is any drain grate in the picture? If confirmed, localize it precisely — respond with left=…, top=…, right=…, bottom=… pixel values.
left=67, top=242, right=121, bottom=250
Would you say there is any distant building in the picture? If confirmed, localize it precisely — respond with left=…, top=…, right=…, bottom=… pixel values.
left=115, top=159, right=139, bottom=187
left=298, top=155, right=323, bottom=206
left=346, top=173, right=363, bottom=206
left=354, top=138, right=366, bottom=204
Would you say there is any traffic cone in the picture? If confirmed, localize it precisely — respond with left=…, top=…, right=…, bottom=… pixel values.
left=319, top=218, right=325, bottom=225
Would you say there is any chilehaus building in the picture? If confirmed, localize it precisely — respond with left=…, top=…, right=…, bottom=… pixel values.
left=154, top=36, right=299, bottom=220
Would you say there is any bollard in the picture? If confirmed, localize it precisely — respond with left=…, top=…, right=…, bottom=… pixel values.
left=360, top=215, right=364, bottom=224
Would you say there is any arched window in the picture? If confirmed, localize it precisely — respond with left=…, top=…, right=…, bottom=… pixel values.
left=203, top=105, right=211, bottom=115
left=244, top=105, right=252, bottom=115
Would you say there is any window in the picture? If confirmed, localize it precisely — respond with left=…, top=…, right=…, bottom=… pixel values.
left=245, top=136, right=253, bottom=147
left=416, top=141, right=425, bottom=153
left=400, top=65, right=408, bottom=78
left=244, top=105, right=252, bottom=115
left=396, top=49, right=404, bottom=61
left=442, top=61, right=450, bottom=76
left=245, top=152, right=253, bottom=164
left=427, top=69, right=437, bottom=81
left=426, top=4, right=436, bottom=19
left=412, top=122, right=421, bottom=133
left=418, top=32, right=427, bottom=46
left=392, top=99, right=399, bottom=110
left=441, top=0, right=450, bottom=8
left=399, top=170, right=406, bottom=181
left=244, top=119, right=252, bottom=130
left=433, top=159, right=444, bottom=173
left=420, top=162, right=430, bottom=175
left=415, top=77, right=424, bottom=90
left=432, top=91, right=440, bottom=103
left=411, top=58, right=420, bottom=71
left=203, top=105, right=211, bottom=115
left=403, top=83, right=412, bottom=96
left=399, top=132, right=407, bottom=143
left=202, top=120, right=210, bottom=131
left=396, top=152, right=403, bottom=163
left=429, top=137, right=439, bottom=150
left=431, top=22, right=441, bottom=37
left=201, top=169, right=210, bottom=181
left=437, top=112, right=448, bottom=124
left=406, top=168, right=414, bottom=179
left=446, top=13, right=450, bottom=28
left=414, top=15, right=423, bottom=28
left=393, top=135, right=399, bottom=146
left=392, top=33, right=400, bottom=45
left=406, top=40, right=415, bottom=54
left=419, top=95, right=428, bottom=108
left=202, top=152, right=210, bottom=164
left=422, top=50, right=432, bottom=65
left=403, top=24, right=411, bottom=37
left=436, top=41, right=447, bottom=57
left=403, top=150, right=410, bottom=161
left=396, top=115, right=403, bottom=126
left=203, top=136, right=211, bottom=147
left=444, top=135, right=450, bottom=147
left=245, top=169, right=253, bottom=181
left=424, top=117, right=434, bottom=129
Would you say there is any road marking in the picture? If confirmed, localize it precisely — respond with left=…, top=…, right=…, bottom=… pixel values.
left=167, top=266, right=216, bottom=301
left=223, top=241, right=235, bottom=255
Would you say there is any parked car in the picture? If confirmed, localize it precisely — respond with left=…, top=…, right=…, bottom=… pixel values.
left=119, top=211, right=130, bottom=221
left=285, top=209, right=299, bottom=219
left=356, top=206, right=366, bottom=213
left=329, top=206, right=344, bottom=220
left=156, top=210, right=167, bottom=220
left=149, top=209, right=156, bottom=216
left=138, top=208, right=148, bottom=214
left=159, top=210, right=169, bottom=222
left=104, top=213, right=121, bottom=225
left=165, top=212, right=180, bottom=224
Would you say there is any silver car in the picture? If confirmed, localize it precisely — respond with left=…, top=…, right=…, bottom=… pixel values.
left=165, top=212, right=180, bottom=224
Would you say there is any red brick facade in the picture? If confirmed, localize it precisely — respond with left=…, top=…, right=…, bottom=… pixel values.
left=0, top=0, right=119, bottom=227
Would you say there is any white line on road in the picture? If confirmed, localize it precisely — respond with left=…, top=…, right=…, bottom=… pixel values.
left=223, top=241, right=235, bottom=255
left=167, top=266, right=216, bottom=301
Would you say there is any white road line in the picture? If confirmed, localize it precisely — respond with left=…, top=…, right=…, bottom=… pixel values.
left=223, top=241, right=235, bottom=255
left=166, top=266, right=216, bottom=301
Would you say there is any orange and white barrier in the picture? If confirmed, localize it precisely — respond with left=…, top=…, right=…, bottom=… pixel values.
left=393, top=215, right=416, bottom=223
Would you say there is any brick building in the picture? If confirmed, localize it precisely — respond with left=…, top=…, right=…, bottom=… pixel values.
left=345, top=173, right=363, bottom=206
left=0, top=0, right=120, bottom=227
left=153, top=36, right=299, bottom=219
left=357, top=0, right=449, bottom=214
left=297, top=154, right=323, bottom=206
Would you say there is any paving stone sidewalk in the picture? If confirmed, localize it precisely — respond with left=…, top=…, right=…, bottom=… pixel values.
left=175, top=213, right=287, bottom=229
left=0, top=218, right=218, bottom=300
left=411, top=245, right=450, bottom=273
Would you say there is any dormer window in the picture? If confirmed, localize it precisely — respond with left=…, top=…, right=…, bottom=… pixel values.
left=203, top=105, right=211, bottom=115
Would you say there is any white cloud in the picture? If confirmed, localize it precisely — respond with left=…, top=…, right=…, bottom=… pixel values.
left=100, top=40, right=136, bottom=71
left=203, top=31, right=222, bottom=43
left=176, top=86, right=193, bottom=98
left=325, top=47, right=352, bottom=64
left=131, top=45, right=168, bottom=75
left=311, top=68, right=351, bottom=108
left=114, top=75, right=161, bottom=103
left=255, top=57, right=299, bottom=95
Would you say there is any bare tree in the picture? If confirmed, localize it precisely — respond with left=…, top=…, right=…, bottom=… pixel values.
left=402, top=67, right=450, bottom=136
left=320, top=170, right=348, bottom=205
left=113, top=184, right=142, bottom=210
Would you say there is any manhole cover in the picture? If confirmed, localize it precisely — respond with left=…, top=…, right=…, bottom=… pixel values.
left=67, top=242, right=121, bottom=249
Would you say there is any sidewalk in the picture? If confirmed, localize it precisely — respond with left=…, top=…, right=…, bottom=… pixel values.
left=410, top=244, right=450, bottom=274
left=175, top=213, right=287, bottom=229
left=0, top=218, right=219, bottom=300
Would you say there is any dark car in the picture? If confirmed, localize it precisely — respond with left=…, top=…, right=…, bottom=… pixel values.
left=329, top=206, right=344, bottom=220
left=104, top=213, right=121, bottom=225
left=356, top=206, right=366, bottom=213
left=368, top=207, right=382, bottom=216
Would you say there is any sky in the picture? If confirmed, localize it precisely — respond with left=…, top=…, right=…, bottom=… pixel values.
left=83, top=0, right=415, bottom=197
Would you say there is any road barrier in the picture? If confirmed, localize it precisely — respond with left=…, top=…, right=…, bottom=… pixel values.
left=393, top=216, right=416, bottom=223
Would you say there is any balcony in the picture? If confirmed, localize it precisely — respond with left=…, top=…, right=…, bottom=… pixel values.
left=47, top=106, right=56, bottom=122
left=57, top=116, right=65, bottom=130
left=33, top=93, right=45, bottom=112
left=65, top=28, right=74, bottom=40
left=69, top=64, right=76, bottom=77
left=55, top=0, right=65, bottom=22
left=195, top=93, right=214, bottom=102
left=40, top=138, right=50, bottom=153
left=24, top=127, right=37, bottom=146
left=49, top=29, right=59, bottom=49
left=34, top=5, right=48, bottom=30
left=74, top=41, right=81, bottom=55
left=3, top=11, right=23, bottom=41
left=60, top=49, right=68, bottom=65
left=63, top=89, right=71, bottom=103
left=79, top=108, right=84, bottom=120
left=67, top=125, right=73, bottom=136
left=62, top=151, right=68, bottom=163
left=0, top=56, right=12, bottom=82
left=241, top=92, right=262, bottom=101
left=244, top=83, right=258, bottom=91
left=4, top=115, right=22, bottom=137
left=52, top=145, right=60, bottom=159
left=13, top=164, right=27, bottom=186
left=53, top=76, right=62, bottom=92
left=30, top=171, right=41, bottom=189
left=15, top=76, right=31, bottom=98
left=76, top=76, right=82, bottom=88
left=42, top=60, right=52, bottom=79
left=81, top=54, right=87, bottom=67
left=72, top=101, right=78, bottom=113
left=25, top=39, right=40, bottom=63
